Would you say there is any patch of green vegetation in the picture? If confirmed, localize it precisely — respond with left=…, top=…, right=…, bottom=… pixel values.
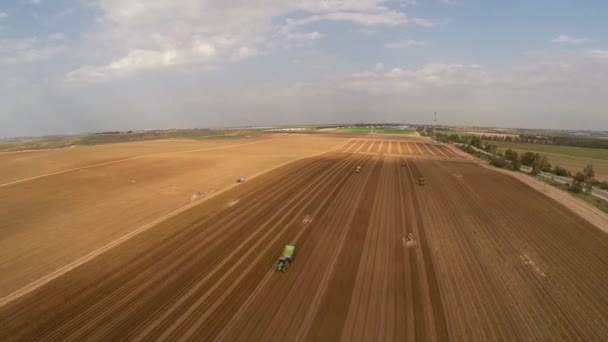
left=378, top=128, right=416, bottom=135
left=492, top=141, right=608, bottom=160
left=334, top=127, right=374, bottom=134
left=334, top=127, right=415, bottom=135
left=0, top=129, right=267, bottom=152
left=541, top=178, right=608, bottom=214
left=435, top=130, right=470, bottom=136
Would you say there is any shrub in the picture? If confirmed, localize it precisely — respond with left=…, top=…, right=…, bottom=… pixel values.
left=553, top=165, right=570, bottom=177
left=489, top=156, right=509, bottom=169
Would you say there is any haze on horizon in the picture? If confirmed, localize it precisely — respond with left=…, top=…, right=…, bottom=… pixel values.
left=1, top=0, right=607, bottom=137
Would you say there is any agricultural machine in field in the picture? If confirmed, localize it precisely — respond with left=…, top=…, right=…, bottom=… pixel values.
left=354, top=166, right=362, bottom=173
left=277, top=245, right=296, bottom=272
left=401, top=161, right=406, bottom=167
left=236, top=177, right=245, bottom=183
left=416, top=177, right=426, bottom=186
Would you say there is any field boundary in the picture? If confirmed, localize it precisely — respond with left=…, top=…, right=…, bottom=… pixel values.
left=0, top=139, right=346, bottom=308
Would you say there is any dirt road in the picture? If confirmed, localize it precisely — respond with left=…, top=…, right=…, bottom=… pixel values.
left=1, top=150, right=607, bottom=341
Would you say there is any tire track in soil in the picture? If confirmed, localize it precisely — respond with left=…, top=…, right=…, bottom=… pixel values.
left=302, top=156, right=383, bottom=341
left=216, top=155, right=373, bottom=342
left=270, top=157, right=377, bottom=341
left=80, top=156, right=346, bottom=340
left=182, top=155, right=369, bottom=341
left=405, top=159, right=449, bottom=341
left=0, top=155, right=335, bottom=341
left=437, top=161, right=602, bottom=340
left=212, top=154, right=370, bottom=341
left=341, top=157, right=390, bottom=342
left=419, top=143, right=436, bottom=157
left=396, top=160, right=415, bottom=342
left=418, top=160, right=528, bottom=341
left=72, top=158, right=336, bottom=336
left=293, top=157, right=380, bottom=341
left=134, top=154, right=363, bottom=341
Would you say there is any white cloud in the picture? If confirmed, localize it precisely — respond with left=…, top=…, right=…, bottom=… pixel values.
left=66, top=45, right=217, bottom=83
left=551, top=35, right=587, bottom=44
left=384, top=38, right=425, bottom=49
left=346, top=62, right=490, bottom=94
left=586, top=50, right=608, bottom=58
left=0, top=11, right=8, bottom=18
left=0, top=38, right=66, bottom=64
left=65, top=0, right=436, bottom=82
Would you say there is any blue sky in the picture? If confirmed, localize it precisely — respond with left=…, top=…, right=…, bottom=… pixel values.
left=1, top=0, right=608, bottom=136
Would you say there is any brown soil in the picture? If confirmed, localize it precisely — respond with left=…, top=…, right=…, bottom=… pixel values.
left=1, top=142, right=607, bottom=341
left=0, top=134, right=344, bottom=297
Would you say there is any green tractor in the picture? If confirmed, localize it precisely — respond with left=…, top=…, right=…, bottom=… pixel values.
left=416, top=177, right=426, bottom=186
left=276, top=245, right=296, bottom=272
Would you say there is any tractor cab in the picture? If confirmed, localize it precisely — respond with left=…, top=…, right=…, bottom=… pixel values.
left=416, top=177, right=426, bottom=186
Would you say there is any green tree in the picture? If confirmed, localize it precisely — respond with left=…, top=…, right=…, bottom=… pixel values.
left=553, top=165, right=570, bottom=177
left=583, top=165, right=595, bottom=193
left=583, top=164, right=595, bottom=179
left=521, top=152, right=537, bottom=166
left=511, top=153, right=521, bottom=170
left=490, top=156, right=509, bottom=168
left=571, top=172, right=586, bottom=193
left=504, top=149, right=520, bottom=170
left=469, top=136, right=482, bottom=148
left=538, top=155, right=551, bottom=172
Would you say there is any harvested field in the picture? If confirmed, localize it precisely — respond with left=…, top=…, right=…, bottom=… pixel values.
left=1, top=144, right=607, bottom=341
left=338, top=139, right=462, bottom=160
left=0, top=134, right=345, bottom=297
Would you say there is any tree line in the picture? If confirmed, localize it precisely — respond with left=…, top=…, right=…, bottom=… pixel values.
left=421, top=127, right=608, bottom=149
left=436, top=131, right=608, bottom=193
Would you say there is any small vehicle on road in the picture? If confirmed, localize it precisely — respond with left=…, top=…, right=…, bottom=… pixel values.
left=236, top=177, right=245, bottom=183
left=277, top=245, right=296, bottom=272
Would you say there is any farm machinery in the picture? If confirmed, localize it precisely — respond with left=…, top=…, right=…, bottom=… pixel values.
left=354, top=166, right=362, bottom=173
left=277, top=245, right=296, bottom=272
left=416, top=177, right=426, bottom=186
left=236, top=177, right=245, bottom=183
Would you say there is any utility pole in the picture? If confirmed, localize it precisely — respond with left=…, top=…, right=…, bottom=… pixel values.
left=433, top=112, right=437, bottom=142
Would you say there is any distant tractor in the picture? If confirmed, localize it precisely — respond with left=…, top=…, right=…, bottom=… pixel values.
left=277, top=245, right=296, bottom=272
left=236, top=177, right=245, bottom=183
left=354, top=166, right=362, bottom=173
left=401, top=161, right=406, bottom=167
left=416, top=177, right=426, bottom=186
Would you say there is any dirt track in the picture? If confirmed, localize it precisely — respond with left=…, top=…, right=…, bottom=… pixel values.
left=1, top=145, right=607, bottom=341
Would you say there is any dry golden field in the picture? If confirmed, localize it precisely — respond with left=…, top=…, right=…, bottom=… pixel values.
left=0, top=134, right=345, bottom=297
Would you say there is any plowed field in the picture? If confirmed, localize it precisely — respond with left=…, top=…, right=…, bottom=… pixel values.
left=2, top=139, right=608, bottom=341
left=337, top=139, right=462, bottom=160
